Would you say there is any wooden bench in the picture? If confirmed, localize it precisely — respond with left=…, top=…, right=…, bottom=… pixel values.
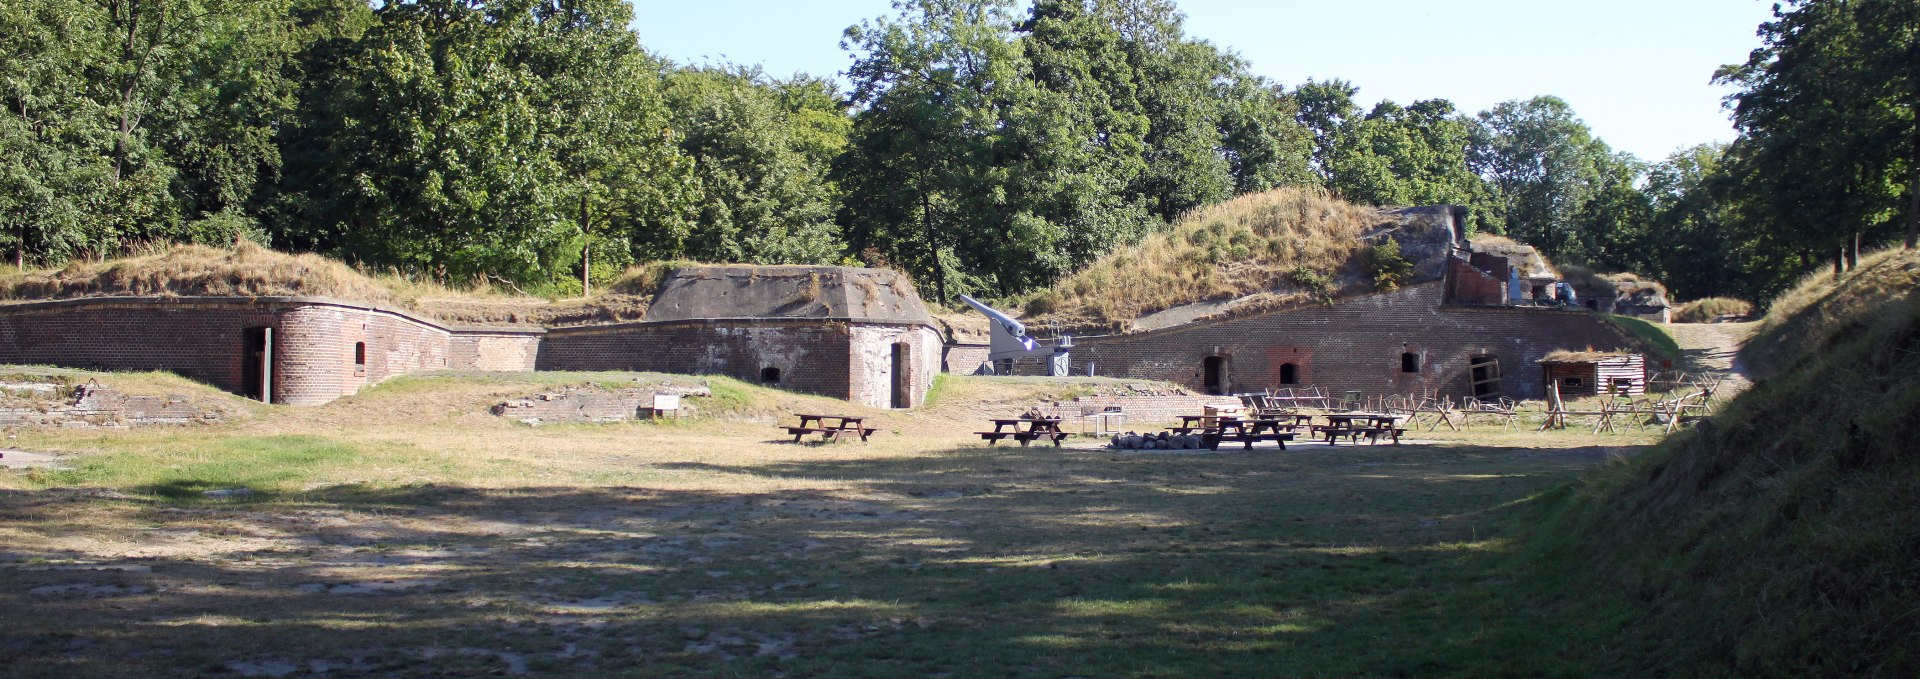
left=785, top=425, right=878, bottom=442
left=976, top=430, right=1072, bottom=447
left=1205, top=432, right=1294, bottom=450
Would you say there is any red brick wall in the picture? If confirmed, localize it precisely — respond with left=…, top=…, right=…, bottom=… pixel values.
left=0, top=299, right=274, bottom=395
left=1062, top=282, right=1641, bottom=401
left=538, top=320, right=856, bottom=401
left=0, top=298, right=463, bottom=406
left=448, top=331, right=542, bottom=371
left=943, top=343, right=990, bottom=375
left=278, top=305, right=452, bottom=406
left=1448, top=256, right=1506, bottom=306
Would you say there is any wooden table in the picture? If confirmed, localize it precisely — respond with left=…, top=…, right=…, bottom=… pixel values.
left=978, top=418, right=1068, bottom=447
left=1313, top=413, right=1406, bottom=445
left=783, top=414, right=876, bottom=443
left=1169, top=415, right=1296, bottom=450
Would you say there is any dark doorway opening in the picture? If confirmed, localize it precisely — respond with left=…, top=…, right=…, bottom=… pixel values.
left=1279, top=363, right=1299, bottom=385
left=1585, top=299, right=1600, bottom=311
left=241, top=327, right=272, bottom=402
left=1401, top=352, right=1420, bottom=373
left=1203, top=356, right=1228, bottom=395
left=1470, top=355, right=1501, bottom=398
left=890, top=343, right=911, bottom=408
left=760, top=367, right=781, bottom=385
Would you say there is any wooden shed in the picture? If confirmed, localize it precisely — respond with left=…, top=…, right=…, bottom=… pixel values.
left=1538, top=351, right=1645, bottom=397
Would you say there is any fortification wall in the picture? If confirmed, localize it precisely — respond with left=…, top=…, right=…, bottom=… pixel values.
left=0, top=299, right=273, bottom=395
left=1063, top=281, right=1640, bottom=401
left=538, top=320, right=856, bottom=401
left=0, top=297, right=513, bottom=405
left=448, top=331, right=543, bottom=372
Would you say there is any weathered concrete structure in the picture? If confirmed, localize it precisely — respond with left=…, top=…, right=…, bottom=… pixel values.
left=538, top=266, right=942, bottom=409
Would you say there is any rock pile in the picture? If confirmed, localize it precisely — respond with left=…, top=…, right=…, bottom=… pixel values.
left=1108, top=431, right=1210, bottom=450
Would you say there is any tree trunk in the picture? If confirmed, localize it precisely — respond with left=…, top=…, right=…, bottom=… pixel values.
left=921, top=192, right=948, bottom=304
left=579, top=194, right=591, bottom=298
left=1834, top=240, right=1846, bottom=280
left=113, top=0, right=142, bottom=183
left=1847, top=230, right=1860, bottom=270
left=1908, top=163, right=1919, bottom=249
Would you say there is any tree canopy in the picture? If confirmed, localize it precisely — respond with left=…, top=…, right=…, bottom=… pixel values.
left=1, top=0, right=1911, bottom=306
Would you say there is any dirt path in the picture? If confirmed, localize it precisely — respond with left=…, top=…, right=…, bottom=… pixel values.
left=1665, top=321, right=1757, bottom=396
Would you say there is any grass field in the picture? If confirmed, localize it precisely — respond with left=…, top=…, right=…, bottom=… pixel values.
left=0, top=373, right=1671, bottom=677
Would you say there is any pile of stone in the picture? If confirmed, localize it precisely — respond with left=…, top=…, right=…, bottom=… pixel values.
left=1108, top=431, right=1210, bottom=450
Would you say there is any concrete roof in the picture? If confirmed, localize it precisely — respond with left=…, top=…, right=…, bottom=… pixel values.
left=641, top=265, right=935, bottom=326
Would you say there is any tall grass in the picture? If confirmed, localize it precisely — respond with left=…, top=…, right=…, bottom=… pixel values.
left=1746, top=246, right=1920, bottom=376
left=1516, top=247, right=1920, bottom=675
left=1022, top=188, right=1376, bottom=328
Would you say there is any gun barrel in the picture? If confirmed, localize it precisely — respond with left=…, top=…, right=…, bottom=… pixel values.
left=957, top=294, right=1026, bottom=338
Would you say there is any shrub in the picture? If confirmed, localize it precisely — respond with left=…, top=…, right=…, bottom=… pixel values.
left=1360, top=237, right=1413, bottom=291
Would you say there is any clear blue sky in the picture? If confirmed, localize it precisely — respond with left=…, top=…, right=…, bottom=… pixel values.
left=628, top=0, right=1777, bottom=162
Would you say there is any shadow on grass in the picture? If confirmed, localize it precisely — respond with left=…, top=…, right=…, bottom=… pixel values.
left=0, top=442, right=1642, bottom=677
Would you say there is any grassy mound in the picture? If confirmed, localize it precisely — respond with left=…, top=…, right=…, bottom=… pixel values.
left=1020, top=188, right=1378, bottom=329
left=0, top=243, right=664, bottom=327
left=1745, top=247, right=1920, bottom=376
left=1673, top=297, right=1754, bottom=323
left=1525, top=246, right=1920, bottom=674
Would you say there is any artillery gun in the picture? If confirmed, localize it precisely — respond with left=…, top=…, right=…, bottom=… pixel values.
left=958, top=294, right=1072, bottom=377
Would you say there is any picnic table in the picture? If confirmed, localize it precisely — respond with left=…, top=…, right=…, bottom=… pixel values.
left=1169, top=414, right=1296, bottom=450
left=978, top=417, right=1069, bottom=447
left=782, top=413, right=876, bottom=443
left=1312, top=413, right=1406, bottom=445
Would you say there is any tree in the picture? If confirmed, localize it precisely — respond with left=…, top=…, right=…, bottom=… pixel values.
left=1472, top=96, right=1610, bottom=259
left=1718, top=0, right=1920, bottom=267
left=1327, top=98, right=1495, bottom=229
left=663, top=65, right=847, bottom=265
left=286, top=0, right=694, bottom=286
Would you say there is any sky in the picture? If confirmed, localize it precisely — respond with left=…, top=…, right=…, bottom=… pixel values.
left=628, top=0, right=1778, bottom=162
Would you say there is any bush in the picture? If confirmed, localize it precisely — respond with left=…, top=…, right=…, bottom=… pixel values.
left=1673, top=297, right=1754, bottom=323
left=1360, top=237, right=1413, bottom=291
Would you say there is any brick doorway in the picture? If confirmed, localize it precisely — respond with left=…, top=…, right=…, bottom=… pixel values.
left=241, top=327, right=273, bottom=402
left=1203, top=355, right=1229, bottom=395
left=890, top=342, right=912, bottom=408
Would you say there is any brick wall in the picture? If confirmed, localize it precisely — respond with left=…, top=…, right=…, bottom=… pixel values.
left=943, top=343, right=990, bottom=375
left=848, top=324, right=943, bottom=408
left=1448, top=256, right=1506, bottom=306
left=0, top=299, right=275, bottom=395
left=1060, top=282, right=1641, bottom=401
left=449, top=331, right=543, bottom=371
left=539, top=320, right=855, bottom=401
left=0, top=297, right=475, bottom=406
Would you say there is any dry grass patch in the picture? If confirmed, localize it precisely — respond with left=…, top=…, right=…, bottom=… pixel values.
left=1746, top=246, right=1920, bottom=375
left=1021, top=188, right=1377, bottom=330
left=1672, top=297, right=1754, bottom=323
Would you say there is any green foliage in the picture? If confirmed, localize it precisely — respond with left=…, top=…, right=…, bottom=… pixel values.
left=1359, top=237, right=1412, bottom=291
left=664, top=66, right=847, bottom=264
left=837, top=0, right=1315, bottom=301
